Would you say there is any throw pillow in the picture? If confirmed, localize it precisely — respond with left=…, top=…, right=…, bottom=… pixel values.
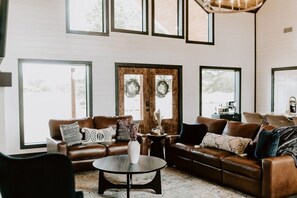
left=200, top=132, right=252, bottom=155
left=179, top=123, right=208, bottom=145
left=254, top=129, right=280, bottom=161
left=81, top=127, right=114, bottom=144
left=60, top=122, right=82, bottom=146
left=116, top=119, right=133, bottom=141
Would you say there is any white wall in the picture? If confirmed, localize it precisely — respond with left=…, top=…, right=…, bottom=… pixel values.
left=256, top=0, right=297, bottom=114
left=0, top=0, right=255, bottom=154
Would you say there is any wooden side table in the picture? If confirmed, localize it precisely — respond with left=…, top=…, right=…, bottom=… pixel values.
left=147, top=133, right=167, bottom=159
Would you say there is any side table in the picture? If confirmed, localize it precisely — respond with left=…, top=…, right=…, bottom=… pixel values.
left=147, top=133, right=167, bottom=159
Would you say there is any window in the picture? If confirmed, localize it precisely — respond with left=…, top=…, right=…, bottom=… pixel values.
left=152, top=0, right=184, bottom=38
left=200, top=66, right=241, bottom=117
left=66, top=0, right=108, bottom=36
left=111, top=0, right=148, bottom=34
left=272, top=67, right=297, bottom=113
left=186, top=0, right=214, bottom=44
left=19, top=59, right=92, bottom=149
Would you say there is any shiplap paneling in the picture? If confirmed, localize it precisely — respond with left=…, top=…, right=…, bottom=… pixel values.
left=0, top=0, right=255, bottom=154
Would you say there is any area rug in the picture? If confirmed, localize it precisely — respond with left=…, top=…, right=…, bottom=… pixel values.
left=75, top=167, right=254, bottom=198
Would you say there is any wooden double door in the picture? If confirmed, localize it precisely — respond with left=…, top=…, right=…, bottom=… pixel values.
left=116, top=64, right=182, bottom=135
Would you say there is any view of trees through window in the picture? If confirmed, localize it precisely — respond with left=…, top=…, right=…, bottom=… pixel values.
left=67, top=0, right=107, bottom=34
left=112, top=0, right=147, bottom=33
left=19, top=60, right=92, bottom=148
left=200, top=67, right=241, bottom=117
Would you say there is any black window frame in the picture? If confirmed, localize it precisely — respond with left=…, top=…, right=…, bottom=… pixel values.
left=271, top=66, right=297, bottom=112
left=19, top=59, right=93, bottom=149
left=186, top=0, right=215, bottom=45
left=152, top=0, right=184, bottom=39
left=111, top=0, right=148, bottom=35
left=199, top=66, right=241, bottom=116
left=66, top=0, right=109, bottom=36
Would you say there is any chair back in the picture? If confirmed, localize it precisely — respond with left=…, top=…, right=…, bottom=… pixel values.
left=243, top=112, right=266, bottom=124
left=265, top=114, right=294, bottom=127
left=0, top=153, right=83, bottom=198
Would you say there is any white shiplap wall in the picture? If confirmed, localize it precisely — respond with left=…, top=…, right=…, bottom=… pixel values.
left=256, top=0, right=297, bottom=114
left=0, top=0, right=255, bottom=154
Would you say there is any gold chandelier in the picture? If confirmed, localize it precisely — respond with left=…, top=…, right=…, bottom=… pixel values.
left=195, top=0, right=264, bottom=13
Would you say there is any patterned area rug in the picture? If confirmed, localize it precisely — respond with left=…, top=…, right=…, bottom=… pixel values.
left=75, top=167, right=254, bottom=198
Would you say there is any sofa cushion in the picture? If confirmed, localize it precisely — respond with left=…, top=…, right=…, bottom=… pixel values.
left=49, top=117, right=94, bottom=140
left=59, top=122, right=83, bottom=146
left=68, top=144, right=106, bottom=161
left=81, top=127, right=115, bottom=144
left=101, top=141, right=129, bottom=156
left=222, top=155, right=261, bottom=180
left=191, top=147, right=234, bottom=168
left=179, top=123, right=208, bottom=145
left=254, top=129, right=280, bottom=161
left=168, top=142, right=233, bottom=168
left=200, top=133, right=252, bottom=155
left=93, top=115, right=132, bottom=130
left=196, top=116, right=227, bottom=134
left=222, top=121, right=260, bottom=139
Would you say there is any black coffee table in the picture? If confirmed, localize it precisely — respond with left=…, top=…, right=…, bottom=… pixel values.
left=92, top=155, right=167, bottom=198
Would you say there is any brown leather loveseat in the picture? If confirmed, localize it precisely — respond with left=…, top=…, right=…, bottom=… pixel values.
left=47, top=115, right=148, bottom=172
left=165, top=116, right=297, bottom=198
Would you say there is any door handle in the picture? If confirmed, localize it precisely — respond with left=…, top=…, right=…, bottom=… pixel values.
left=145, top=101, right=150, bottom=111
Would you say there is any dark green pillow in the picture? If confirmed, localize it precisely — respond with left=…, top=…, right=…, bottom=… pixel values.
left=254, top=129, right=280, bottom=161
left=179, top=123, right=208, bottom=145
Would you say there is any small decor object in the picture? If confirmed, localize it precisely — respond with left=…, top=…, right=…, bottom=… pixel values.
left=128, top=122, right=140, bottom=164
left=154, top=109, right=164, bottom=134
left=125, top=78, right=140, bottom=98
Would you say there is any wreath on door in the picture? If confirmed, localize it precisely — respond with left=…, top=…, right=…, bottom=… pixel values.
left=156, top=80, right=169, bottom=98
left=125, top=78, right=140, bottom=98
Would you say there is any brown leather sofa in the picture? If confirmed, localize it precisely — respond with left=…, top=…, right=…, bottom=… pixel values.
left=46, top=115, right=149, bottom=172
left=165, top=116, right=297, bottom=198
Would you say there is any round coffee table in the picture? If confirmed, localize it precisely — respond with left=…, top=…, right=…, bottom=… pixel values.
left=92, top=155, right=167, bottom=198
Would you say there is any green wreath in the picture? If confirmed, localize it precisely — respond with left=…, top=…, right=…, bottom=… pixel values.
left=156, top=80, right=169, bottom=98
left=125, top=78, right=140, bottom=98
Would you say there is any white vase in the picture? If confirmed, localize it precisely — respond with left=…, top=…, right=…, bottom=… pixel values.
left=128, top=140, right=140, bottom=164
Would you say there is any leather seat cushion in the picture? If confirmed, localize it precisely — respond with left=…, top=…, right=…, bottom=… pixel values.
left=169, top=143, right=233, bottom=168
left=68, top=144, right=106, bottom=161
left=222, top=155, right=261, bottom=180
left=101, top=141, right=129, bottom=156
left=191, top=147, right=234, bottom=168
left=222, top=121, right=260, bottom=139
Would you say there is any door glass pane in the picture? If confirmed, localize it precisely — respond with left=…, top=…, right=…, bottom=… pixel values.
left=201, top=68, right=240, bottom=117
left=124, top=74, right=143, bottom=120
left=155, top=75, right=173, bottom=119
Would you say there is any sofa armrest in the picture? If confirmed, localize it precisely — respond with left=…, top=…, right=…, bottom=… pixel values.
left=46, top=137, right=68, bottom=156
left=137, top=133, right=149, bottom=155
left=165, top=135, right=180, bottom=146
left=262, top=155, right=297, bottom=198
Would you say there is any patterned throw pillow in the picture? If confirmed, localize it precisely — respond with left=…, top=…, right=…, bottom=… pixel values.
left=60, top=122, right=83, bottom=146
left=81, top=127, right=114, bottom=144
left=200, top=132, right=252, bottom=155
left=116, top=119, right=133, bottom=141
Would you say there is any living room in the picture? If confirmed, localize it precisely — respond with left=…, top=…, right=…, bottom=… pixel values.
left=1, top=0, right=297, bottom=197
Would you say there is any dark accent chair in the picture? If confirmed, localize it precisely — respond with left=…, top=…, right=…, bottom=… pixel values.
left=0, top=153, right=83, bottom=198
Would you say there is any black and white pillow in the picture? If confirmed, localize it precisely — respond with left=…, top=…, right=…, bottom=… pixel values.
left=81, top=127, right=114, bottom=144
left=60, top=122, right=83, bottom=146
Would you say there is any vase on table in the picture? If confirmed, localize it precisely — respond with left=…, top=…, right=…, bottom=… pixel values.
left=128, top=140, right=140, bottom=164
